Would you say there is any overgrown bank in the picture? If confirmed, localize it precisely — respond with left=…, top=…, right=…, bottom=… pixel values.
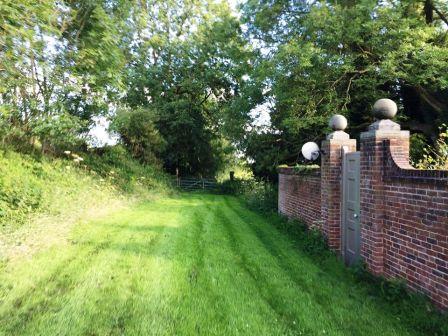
left=0, top=145, right=172, bottom=261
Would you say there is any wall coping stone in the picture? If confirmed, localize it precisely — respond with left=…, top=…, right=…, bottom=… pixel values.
left=368, top=119, right=400, bottom=131
left=360, top=129, right=410, bottom=140
left=385, top=142, right=448, bottom=184
left=277, top=166, right=321, bottom=176
left=326, top=130, right=350, bottom=140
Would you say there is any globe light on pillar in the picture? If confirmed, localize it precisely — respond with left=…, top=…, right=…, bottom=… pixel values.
left=301, top=142, right=320, bottom=161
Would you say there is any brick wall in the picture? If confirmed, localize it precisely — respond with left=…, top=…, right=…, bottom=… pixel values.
left=278, top=167, right=322, bottom=230
left=359, top=127, right=448, bottom=308
left=278, top=122, right=448, bottom=309
left=381, top=142, right=448, bottom=308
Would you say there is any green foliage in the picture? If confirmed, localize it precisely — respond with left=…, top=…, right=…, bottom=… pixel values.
left=220, top=178, right=278, bottom=213
left=216, top=159, right=254, bottom=182
left=110, top=107, right=165, bottom=165
left=292, top=164, right=320, bottom=174
left=415, top=124, right=448, bottom=169
left=244, top=129, right=290, bottom=180
left=0, top=149, right=97, bottom=233
left=242, top=180, right=278, bottom=212
left=0, top=162, right=43, bottom=228
left=2, top=0, right=448, bottom=180
left=60, top=1, right=128, bottom=122
left=241, top=0, right=448, bottom=177
left=123, top=0, right=256, bottom=176
left=83, top=145, right=172, bottom=194
left=215, top=148, right=254, bottom=182
left=410, top=132, right=429, bottom=164
left=0, top=0, right=128, bottom=151
left=0, top=145, right=171, bottom=234
left=31, top=113, right=87, bottom=153
left=273, top=218, right=330, bottom=258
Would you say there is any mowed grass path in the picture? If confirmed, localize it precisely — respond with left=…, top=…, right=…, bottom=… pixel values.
left=0, top=194, right=420, bottom=335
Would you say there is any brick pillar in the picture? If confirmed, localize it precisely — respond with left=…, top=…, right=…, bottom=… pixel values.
left=359, top=99, right=410, bottom=275
left=321, top=129, right=356, bottom=252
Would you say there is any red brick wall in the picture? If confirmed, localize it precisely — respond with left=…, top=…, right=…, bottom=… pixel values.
left=359, top=135, right=389, bottom=275
left=381, top=142, right=448, bottom=308
left=359, top=132, right=413, bottom=276
left=278, top=167, right=322, bottom=230
left=359, top=131, right=448, bottom=308
left=278, top=130, right=448, bottom=309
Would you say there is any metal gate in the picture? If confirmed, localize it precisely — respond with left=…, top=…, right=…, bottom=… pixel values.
left=342, top=150, right=361, bottom=266
left=174, top=177, right=218, bottom=191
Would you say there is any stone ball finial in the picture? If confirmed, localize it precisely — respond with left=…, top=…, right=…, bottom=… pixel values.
left=329, top=114, right=347, bottom=131
left=373, top=98, right=397, bottom=119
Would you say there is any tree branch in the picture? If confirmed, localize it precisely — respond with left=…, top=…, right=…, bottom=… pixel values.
left=198, top=91, right=212, bottom=106
left=433, top=4, right=448, bottom=25
left=415, top=85, right=445, bottom=113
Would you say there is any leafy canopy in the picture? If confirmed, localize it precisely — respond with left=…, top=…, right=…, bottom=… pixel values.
left=241, top=0, right=448, bottom=177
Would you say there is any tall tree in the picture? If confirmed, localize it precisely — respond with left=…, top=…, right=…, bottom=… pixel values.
left=241, top=0, right=448, bottom=176
left=0, top=0, right=128, bottom=151
left=123, top=0, right=255, bottom=176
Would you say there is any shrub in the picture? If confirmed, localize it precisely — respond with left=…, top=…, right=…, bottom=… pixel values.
left=410, top=132, right=429, bottom=165
left=274, top=217, right=330, bottom=258
left=220, top=178, right=278, bottom=213
left=110, top=107, right=165, bottom=165
left=219, top=179, right=242, bottom=194
left=415, top=124, right=448, bottom=170
left=83, top=145, right=172, bottom=194
left=31, top=113, right=87, bottom=154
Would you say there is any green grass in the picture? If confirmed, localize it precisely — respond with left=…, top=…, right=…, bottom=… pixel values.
left=0, top=146, right=172, bottom=261
left=0, top=193, right=441, bottom=336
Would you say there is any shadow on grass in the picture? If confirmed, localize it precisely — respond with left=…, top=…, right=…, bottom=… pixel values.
left=1, top=193, right=447, bottom=336
left=225, top=196, right=448, bottom=336
left=91, top=193, right=448, bottom=336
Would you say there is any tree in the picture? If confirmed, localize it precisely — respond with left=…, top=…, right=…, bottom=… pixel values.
left=122, top=0, right=256, bottom=176
left=110, top=107, right=165, bottom=165
left=241, top=0, right=448, bottom=172
left=0, top=0, right=128, bottom=150
left=0, top=0, right=58, bottom=145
